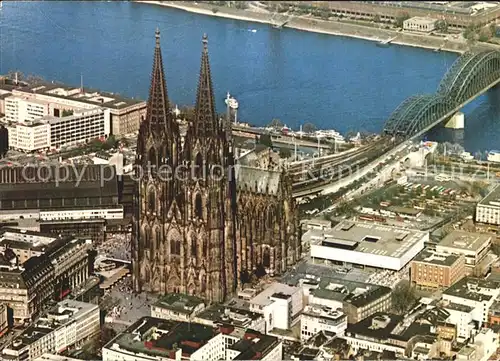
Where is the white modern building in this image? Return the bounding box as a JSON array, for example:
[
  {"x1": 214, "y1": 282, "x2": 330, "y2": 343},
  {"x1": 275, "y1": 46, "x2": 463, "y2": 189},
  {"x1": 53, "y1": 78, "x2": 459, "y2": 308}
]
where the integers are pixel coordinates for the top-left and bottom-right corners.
[
  {"x1": 305, "y1": 221, "x2": 427, "y2": 271},
  {"x1": 403, "y1": 17, "x2": 437, "y2": 32},
  {"x1": 2, "y1": 300, "x2": 100, "y2": 361},
  {"x1": 248, "y1": 282, "x2": 303, "y2": 332},
  {"x1": 456, "y1": 328, "x2": 499, "y2": 361},
  {"x1": 476, "y1": 185, "x2": 500, "y2": 225},
  {"x1": 1, "y1": 83, "x2": 146, "y2": 136},
  {"x1": 7, "y1": 107, "x2": 111, "y2": 152},
  {"x1": 102, "y1": 317, "x2": 282, "y2": 361},
  {"x1": 300, "y1": 304, "x2": 347, "y2": 341},
  {"x1": 4, "y1": 95, "x2": 50, "y2": 124},
  {"x1": 7, "y1": 121, "x2": 50, "y2": 152},
  {"x1": 436, "y1": 230, "x2": 492, "y2": 275},
  {"x1": 34, "y1": 354, "x2": 87, "y2": 361},
  {"x1": 442, "y1": 277, "x2": 500, "y2": 327}
]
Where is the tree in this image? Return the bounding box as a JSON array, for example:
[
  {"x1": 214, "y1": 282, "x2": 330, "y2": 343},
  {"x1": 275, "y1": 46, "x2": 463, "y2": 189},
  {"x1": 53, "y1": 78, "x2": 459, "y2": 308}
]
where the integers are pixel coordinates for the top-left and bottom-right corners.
[
  {"x1": 391, "y1": 281, "x2": 417, "y2": 314},
  {"x1": 279, "y1": 147, "x2": 291, "y2": 158},
  {"x1": 258, "y1": 134, "x2": 273, "y2": 148},
  {"x1": 435, "y1": 20, "x2": 448, "y2": 33},
  {"x1": 62, "y1": 109, "x2": 74, "y2": 117},
  {"x1": 302, "y1": 122, "x2": 317, "y2": 134},
  {"x1": 254, "y1": 263, "x2": 266, "y2": 278},
  {"x1": 373, "y1": 14, "x2": 381, "y2": 23},
  {"x1": 240, "y1": 269, "x2": 251, "y2": 284},
  {"x1": 268, "y1": 118, "x2": 283, "y2": 129},
  {"x1": 395, "y1": 12, "x2": 410, "y2": 28}
]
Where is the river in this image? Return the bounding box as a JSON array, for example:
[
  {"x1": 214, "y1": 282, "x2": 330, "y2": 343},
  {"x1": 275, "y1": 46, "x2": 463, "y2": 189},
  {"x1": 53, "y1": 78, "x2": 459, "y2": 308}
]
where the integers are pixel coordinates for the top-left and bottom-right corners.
[{"x1": 0, "y1": 1, "x2": 498, "y2": 154}]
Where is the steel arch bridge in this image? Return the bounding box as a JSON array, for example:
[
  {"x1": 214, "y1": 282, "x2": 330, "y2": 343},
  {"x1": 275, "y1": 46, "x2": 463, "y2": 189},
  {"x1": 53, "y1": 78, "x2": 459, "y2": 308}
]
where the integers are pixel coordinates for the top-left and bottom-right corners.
[{"x1": 383, "y1": 50, "x2": 500, "y2": 138}]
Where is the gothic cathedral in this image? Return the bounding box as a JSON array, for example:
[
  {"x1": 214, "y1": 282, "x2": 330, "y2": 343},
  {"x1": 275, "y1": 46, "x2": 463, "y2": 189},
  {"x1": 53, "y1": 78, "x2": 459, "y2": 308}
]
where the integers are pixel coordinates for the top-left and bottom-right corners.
[{"x1": 132, "y1": 30, "x2": 301, "y2": 302}]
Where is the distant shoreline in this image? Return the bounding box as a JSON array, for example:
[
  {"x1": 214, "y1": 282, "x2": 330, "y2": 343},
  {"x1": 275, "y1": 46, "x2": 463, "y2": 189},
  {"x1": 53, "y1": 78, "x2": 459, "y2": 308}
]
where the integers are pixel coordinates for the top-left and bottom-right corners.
[{"x1": 135, "y1": 1, "x2": 473, "y2": 54}]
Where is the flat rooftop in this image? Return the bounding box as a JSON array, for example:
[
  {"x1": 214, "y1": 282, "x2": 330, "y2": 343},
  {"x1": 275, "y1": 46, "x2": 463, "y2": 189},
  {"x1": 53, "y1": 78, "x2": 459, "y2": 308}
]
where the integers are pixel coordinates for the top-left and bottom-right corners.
[
  {"x1": 412, "y1": 248, "x2": 461, "y2": 267},
  {"x1": 438, "y1": 230, "x2": 491, "y2": 252},
  {"x1": 443, "y1": 277, "x2": 500, "y2": 302},
  {"x1": 305, "y1": 220, "x2": 426, "y2": 258},
  {"x1": 7, "y1": 300, "x2": 97, "y2": 349},
  {"x1": 153, "y1": 293, "x2": 205, "y2": 315},
  {"x1": 404, "y1": 16, "x2": 437, "y2": 25},
  {"x1": 0, "y1": 81, "x2": 145, "y2": 110},
  {"x1": 478, "y1": 184, "x2": 500, "y2": 207},
  {"x1": 249, "y1": 282, "x2": 299, "y2": 307},
  {"x1": 105, "y1": 317, "x2": 216, "y2": 359},
  {"x1": 195, "y1": 305, "x2": 262, "y2": 327}
]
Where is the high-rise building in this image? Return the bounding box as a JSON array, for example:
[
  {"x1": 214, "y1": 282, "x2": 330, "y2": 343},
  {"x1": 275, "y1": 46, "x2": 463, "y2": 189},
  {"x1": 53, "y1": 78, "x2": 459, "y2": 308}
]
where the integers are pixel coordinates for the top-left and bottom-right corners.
[{"x1": 132, "y1": 30, "x2": 300, "y2": 302}]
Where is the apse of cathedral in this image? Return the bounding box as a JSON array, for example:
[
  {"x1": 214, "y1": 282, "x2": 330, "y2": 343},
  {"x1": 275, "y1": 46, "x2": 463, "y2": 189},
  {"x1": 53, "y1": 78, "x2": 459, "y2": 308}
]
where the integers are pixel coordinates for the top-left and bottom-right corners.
[{"x1": 132, "y1": 29, "x2": 301, "y2": 303}]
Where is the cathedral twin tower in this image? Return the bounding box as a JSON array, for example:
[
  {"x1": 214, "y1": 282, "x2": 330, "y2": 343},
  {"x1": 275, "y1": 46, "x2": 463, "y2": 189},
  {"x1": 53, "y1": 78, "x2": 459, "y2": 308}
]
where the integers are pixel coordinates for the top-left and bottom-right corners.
[{"x1": 132, "y1": 30, "x2": 300, "y2": 302}]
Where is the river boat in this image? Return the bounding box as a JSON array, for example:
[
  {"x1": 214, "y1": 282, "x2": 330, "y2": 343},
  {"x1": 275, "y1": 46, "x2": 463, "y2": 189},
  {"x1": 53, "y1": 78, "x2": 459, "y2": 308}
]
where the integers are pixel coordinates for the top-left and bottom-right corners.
[
  {"x1": 224, "y1": 92, "x2": 238, "y2": 110},
  {"x1": 315, "y1": 130, "x2": 345, "y2": 143},
  {"x1": 488, "y1": 150, "x2": 500, "y2": 163}
]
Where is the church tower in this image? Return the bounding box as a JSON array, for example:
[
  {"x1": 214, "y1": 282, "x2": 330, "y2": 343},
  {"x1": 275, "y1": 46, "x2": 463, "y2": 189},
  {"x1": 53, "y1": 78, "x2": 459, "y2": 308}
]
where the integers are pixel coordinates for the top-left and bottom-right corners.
[{"x1": 132, "y1": 29, "x2": 181, "y2": 294}]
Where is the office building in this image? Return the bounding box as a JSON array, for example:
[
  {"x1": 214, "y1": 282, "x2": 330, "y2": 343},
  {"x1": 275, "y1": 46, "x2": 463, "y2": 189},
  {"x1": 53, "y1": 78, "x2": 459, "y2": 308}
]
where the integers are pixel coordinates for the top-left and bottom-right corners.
[
  {"x1": 410, "y1": 248, "x2": 465, "y2": 289},
  {"x1": 442, "y1": 277, "x2": 500, "y2": 327},
  {"x1": 305, "y1": 220, "x2": 427, "y2": 271},
  {"x1": 2, "y1": 300, "x2": 100, "y2": 361},
  {"x1": 150, "y1": 293, "x2": 206, "y2": 322},
  {"x1": 300, "y1": 305, "x2": 347, "y2": 341},
  {"x1": 0, "y1": 236, "x2": 93, "y2": 324},
  {"x1": 102, "y1": 317, "x2": 283, "y2": 361},
  {"x1": 7, "y1": 107, "x2": 110, "y2": 152},
  {"x1": 0, "y1": 81, "x2": 146, "y2": 136},
  {"x1": 248, "y1": 282, "x2": 303, "y2": 332},
  {"x1": 436, "y1": 230, "x2": 492, "y2": 275},
  {"x1": 403, "y1": 17, "x2": 437, "y2": 32},
  {"x1": 194, "y1": 305, "x2": 266, "y2": 334},
  {"x1": 476, "y1": 185, "x2": 500, "y2": 225}
]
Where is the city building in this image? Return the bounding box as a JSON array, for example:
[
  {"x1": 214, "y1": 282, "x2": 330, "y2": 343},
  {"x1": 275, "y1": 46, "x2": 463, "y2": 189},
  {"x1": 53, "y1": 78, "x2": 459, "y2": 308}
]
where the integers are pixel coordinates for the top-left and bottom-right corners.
[
  {"x1": 442, "y1": 277, "x2": 500, "y2": 327},
  {"x1": 283, "y1": 267, "x2": 392, "y2": 324},
  {"x1": 0, "y1": 79, "x2": 146, "y2": 136},
  {"x1": 0, "y1": 236, "x2": 93, "y2": 324},
  {"x1": 305, "y1": 221, "x2": 427, "y2": 271},
  {"x1": 0, "y1": 228, "x2": 58, "y2": 263},
  {"x1": 34, "y1": 354, "x2": 87, "y2": 361},
  {"x1": 4, "y1": 95, "x2": 50, "y2": 124},
  {"x1": 410, "y1": 248, "x2": 465, "y2": 289},
  {"x1": 440, "y1": 300, "x2": 475, "y2": 341},
  {"x1": 456, "y1": 328, "x2": 499, "y2": 361},
  {"x1": 489, "y1": 301, "x2": 500, "y2": 327},
  {"x1": 0, "y1": 124, "x2": 8, "y2": 158},
  {"x1": 403, "y1": 17, "x2": 437, "y2": 32},
  {"x1": 300, "y1": 305, "x2": 347, "y2": 341},
  {"x1": 436, "y1": 230, "x2": 492, "y2": 275},
  {"x1": 476, "y1": 185, "x2": 500, "y2": 225},
  {"x1": 7, "y1": 107, "x2": 110, "y2": 152},
  {"x1": 193, "y1": 305, "x2": 266, "y2": 334},
  {"x1": 274, "y1": 1, "x2": 500, "y2": 29},
  {"x1": 132, "y1": 30, "x2": 300, "y2": 302},
  {"x1": 102, "y1": 317, "x2": 283, "y2": 361},
  {"x1": 2, "y1": 300, "x2": 100, "y2": 361},
  {"x1": 248, "y1": 282, "x2": 303, "y2": 332},
  {"x1": 150, "y1": 293, "x2": 206, "y2": 322},
  {"x1": 0, "y1": 165, "x2": 123, "y2": 242},
  {"x1": 0, "y1": 302, "x2": 8, "y2": 337}
]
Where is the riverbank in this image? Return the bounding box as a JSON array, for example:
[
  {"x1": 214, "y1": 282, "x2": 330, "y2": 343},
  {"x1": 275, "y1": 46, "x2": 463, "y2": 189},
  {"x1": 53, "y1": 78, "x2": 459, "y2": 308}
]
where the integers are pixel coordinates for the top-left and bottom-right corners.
[{"x1": 136, "y1": 0, "x2": 474, "y2": 54}]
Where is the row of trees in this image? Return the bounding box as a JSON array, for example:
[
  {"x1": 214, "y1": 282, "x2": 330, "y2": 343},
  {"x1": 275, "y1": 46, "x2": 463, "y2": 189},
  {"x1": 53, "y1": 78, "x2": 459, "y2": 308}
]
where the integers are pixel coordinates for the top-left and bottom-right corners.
[{"x1": 267, "y1": 118, "x2": 318, "y2": 134}]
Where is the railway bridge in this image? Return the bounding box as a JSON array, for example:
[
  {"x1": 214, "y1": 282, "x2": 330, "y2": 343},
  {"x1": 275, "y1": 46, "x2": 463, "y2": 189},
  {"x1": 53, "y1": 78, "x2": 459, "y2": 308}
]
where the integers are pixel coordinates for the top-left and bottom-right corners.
[{"x1": 384, "y1": 50, "x2": 500, "y2": 139}]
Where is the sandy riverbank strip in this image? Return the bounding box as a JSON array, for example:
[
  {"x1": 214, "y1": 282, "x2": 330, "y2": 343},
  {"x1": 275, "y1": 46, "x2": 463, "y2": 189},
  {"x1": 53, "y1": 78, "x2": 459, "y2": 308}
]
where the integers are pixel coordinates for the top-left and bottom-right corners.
[{"x1": 136, "y1": 1, "x2": 472, "y2": 54}]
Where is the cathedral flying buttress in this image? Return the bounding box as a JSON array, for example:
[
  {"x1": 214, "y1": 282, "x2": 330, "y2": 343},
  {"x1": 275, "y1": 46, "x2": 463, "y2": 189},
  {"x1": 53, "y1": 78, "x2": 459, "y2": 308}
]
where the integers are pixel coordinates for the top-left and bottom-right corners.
[{"x1": 132, "y1": 30, "x2": 301, "y2": 303}]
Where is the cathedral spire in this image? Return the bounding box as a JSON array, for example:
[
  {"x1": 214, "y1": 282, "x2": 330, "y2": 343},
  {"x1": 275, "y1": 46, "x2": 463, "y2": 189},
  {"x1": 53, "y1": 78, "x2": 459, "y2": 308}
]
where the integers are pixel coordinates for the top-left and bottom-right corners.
[
  {"x1": 193, "y1": 34, "x2": 218, "y2": 138},
  {"x1": 145, "y1": 28, "x2": 171, "y2": 134}
]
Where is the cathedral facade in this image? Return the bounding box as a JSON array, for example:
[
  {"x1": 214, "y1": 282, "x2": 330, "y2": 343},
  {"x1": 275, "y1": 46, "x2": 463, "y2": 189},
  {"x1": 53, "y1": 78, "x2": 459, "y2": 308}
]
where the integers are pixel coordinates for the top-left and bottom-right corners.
[{"x1": 132, "y1": 30, "x2": 300, "y2": 302}]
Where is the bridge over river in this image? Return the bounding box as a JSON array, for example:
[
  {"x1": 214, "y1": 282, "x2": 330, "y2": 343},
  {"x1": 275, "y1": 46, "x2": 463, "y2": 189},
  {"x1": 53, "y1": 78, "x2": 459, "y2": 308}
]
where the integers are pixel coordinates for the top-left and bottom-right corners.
[
  {"x1": 384, "y1": 49, "x2": 500, "y2": 139},
  {"x1": 292, "y1": 49, "x2": 500, "y2": 197}
]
